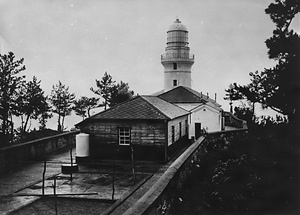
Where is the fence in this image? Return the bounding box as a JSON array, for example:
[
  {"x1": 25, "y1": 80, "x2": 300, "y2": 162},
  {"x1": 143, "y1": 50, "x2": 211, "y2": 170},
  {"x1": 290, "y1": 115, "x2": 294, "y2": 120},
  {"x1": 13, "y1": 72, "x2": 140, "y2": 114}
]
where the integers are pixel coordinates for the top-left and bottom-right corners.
[{"x1": 0, "y1": 130, "x2": 79, "y2": 174}]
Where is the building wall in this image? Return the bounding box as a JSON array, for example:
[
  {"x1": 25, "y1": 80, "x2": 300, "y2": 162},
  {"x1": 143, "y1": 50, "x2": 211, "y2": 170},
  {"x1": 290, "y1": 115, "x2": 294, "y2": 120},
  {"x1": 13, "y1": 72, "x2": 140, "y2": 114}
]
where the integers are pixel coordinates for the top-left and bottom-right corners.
[
  {"x1": 167, "y1": 115, "x2": 188, "y2": 146},
  {"x1": 79, "y1": 120, "x2": 167, "y2": 160},
  {"x1": 79, "y1": 117, "x2": 189, "y2": 161},
  {"x1": 190, "y1": 105, "x2": 222, "y2": 138},
  {"x1": 80, "y1": 120, "x2": 166, "y2": 147},
  {"x1": 164, "y1": 70, "x2": 191, "y2": 91}
]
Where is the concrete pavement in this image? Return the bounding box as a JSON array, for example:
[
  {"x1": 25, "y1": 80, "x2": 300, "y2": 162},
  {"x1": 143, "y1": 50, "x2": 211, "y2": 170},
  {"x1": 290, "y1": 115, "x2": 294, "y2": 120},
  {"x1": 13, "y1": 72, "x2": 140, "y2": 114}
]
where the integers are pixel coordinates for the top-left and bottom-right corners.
[
  {"x1": 0, "y1": 150, "x2": 74, "y2": 214},
  {"x1": 0, "y1": 150, "x2": 161, "y2": 215}
]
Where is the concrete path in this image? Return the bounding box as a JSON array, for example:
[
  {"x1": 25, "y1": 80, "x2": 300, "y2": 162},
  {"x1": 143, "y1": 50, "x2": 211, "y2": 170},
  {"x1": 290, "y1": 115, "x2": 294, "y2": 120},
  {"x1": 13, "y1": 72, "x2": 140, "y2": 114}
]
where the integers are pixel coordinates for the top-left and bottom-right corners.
[
  {"x1": 0, "y1": 150, "x2": 74, "y2": 214},
  {"x1": 0, "y1": 150, "x2": 161, "y2": 215}
]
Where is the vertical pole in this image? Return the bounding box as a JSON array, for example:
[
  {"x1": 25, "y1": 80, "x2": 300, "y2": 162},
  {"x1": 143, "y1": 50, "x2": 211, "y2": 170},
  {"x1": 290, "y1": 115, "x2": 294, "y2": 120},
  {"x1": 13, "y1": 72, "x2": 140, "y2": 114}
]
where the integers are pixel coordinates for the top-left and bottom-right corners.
[
  {"x1": 112, "y1": 146, "x2": 116, "y2": 201},
  {"x1": 42, "y1": 160, "x2": 46, "y2": 195},
  {"x1": 131, "y1": 145, "x2": 136, "y2": 184},
  {"x1": 70, "y1": 147, "x2": 73, "y2": 182},
  {"x1": 53, "y1": 176, "x2": 58, "y2": 215}
]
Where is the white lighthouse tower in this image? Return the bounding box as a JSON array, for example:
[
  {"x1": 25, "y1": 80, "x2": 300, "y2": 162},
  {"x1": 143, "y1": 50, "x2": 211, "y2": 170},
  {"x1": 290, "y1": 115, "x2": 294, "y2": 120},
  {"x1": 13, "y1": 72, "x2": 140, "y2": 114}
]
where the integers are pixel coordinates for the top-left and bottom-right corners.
[{"x1": 161, "y1": 18, "x2": 194, "y2": 92}]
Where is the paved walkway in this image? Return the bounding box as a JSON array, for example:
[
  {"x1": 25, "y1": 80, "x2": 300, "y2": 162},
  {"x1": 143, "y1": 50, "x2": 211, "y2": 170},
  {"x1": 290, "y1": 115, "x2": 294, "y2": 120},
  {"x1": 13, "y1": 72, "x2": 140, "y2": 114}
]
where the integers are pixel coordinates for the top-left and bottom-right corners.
[
  {"x1": 0, "y1": 150, "x2": 74, "y2": 214},
  {"x1": 0, "y1": 150, "x2": 161, "y2": 215}
]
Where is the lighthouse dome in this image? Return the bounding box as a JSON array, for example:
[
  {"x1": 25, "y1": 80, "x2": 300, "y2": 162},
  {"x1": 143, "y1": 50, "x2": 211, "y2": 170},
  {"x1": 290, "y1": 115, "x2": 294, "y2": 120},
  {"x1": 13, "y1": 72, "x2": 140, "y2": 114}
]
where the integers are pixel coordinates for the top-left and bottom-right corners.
[{"x1": 168, "y1": 18, "x2": 187, "y2": 32}]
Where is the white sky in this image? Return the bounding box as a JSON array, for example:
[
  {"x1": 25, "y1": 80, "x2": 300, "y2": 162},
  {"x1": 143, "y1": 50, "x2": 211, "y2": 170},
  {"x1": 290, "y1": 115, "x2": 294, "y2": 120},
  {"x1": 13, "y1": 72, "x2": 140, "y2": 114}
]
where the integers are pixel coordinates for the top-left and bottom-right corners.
[{"x1": 1, "y1": 0, "x2": 298, "y2": 130}]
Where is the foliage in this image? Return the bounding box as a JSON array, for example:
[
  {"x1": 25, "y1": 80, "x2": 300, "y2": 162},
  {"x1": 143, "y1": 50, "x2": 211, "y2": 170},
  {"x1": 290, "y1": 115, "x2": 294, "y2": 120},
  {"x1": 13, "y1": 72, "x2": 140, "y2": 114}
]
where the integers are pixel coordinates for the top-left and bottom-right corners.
[
  {"x1": 38, "y1": 107, "x2": 53, "y2": 131},
  {"x1": 233, "y1": 104, "x2": 254, "y2": 122},
  {"x1": 14, "y1": 76, "x2": 51, "y2": 138},
  {"x1": 110, "y1": 81, "x2": 134, "y2": 107},
  {"x1": 173, "y1": 120, "x2": 299, "y2": 214},
  {"x1": 22, "y1": 128, "x2": 60, "y2": 142},
  {"x1": 0, "y1": 52, "x2": 26, "y2": 145},
  {"x1": 224, "y1": 0, "x2": 300, "y2": 125},
  {"x1": 73, "y1": 96, "x2": 99, "y2": 119},
  {"x1": 49, "y1": 81, "x2": 75, "y2": 132},
  {"x1": 224, "y1": 82, "x2": 259, "y2": 114},
  {"x1": 91, "y1": 72, "x2": 134, "y2": 110},
  {"x1": 90, "y1": 72, "x2": 115, "y2": 110},
  {"x1": 232, "y1": 102, "x2": 255, "y2": 128}
]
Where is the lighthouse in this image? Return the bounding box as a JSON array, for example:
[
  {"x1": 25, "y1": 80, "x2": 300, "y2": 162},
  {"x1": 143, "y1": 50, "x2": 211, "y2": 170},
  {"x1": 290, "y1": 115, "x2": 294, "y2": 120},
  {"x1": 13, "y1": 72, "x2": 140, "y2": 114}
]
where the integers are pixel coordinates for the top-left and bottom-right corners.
[{"x1": 161, "y1": 18, "x2": 194, "y2": 92}]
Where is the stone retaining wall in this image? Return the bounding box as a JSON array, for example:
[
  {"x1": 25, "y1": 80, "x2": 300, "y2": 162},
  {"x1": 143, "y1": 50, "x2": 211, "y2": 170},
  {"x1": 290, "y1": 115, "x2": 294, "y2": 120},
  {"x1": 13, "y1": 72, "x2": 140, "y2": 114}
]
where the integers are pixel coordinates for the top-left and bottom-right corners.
[{"x1": 0, "y1": 131, "x2": 79, "y2": 174}]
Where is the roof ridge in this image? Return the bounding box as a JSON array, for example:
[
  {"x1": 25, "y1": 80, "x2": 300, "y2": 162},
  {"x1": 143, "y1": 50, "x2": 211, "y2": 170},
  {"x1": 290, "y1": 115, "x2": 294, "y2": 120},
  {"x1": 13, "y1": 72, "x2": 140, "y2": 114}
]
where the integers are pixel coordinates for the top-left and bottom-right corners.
[
  {"x1": 156, "y1": 86, "x2": 180, "y2": 96},
  {"x1": 167, "y1": 100, "x2": 193, "y2": 112}
]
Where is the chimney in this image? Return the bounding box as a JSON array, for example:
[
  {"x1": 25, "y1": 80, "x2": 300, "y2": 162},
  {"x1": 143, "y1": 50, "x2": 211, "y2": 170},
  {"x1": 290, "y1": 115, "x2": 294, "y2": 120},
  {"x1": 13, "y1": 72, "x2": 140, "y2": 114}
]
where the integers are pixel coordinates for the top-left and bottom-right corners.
[{"x1": 215, "y1": 93, "x2": 217, "y2": 102}]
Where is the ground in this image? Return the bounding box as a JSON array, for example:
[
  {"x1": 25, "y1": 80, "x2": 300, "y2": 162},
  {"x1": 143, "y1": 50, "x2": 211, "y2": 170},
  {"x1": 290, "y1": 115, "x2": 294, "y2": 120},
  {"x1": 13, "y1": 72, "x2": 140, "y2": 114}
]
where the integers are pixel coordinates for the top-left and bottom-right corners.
[
  {"x1": 10, "y1": 198, "x2": 112, "y2": 215},
  {"x1": 0, "y1": 149, "x2": 161, "y2": 214}
]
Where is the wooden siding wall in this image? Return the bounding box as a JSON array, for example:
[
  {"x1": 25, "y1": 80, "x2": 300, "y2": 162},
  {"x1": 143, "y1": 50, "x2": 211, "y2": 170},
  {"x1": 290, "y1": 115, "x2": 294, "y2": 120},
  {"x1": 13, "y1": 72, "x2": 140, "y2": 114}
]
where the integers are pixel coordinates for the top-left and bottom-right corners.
[
  {"x1": 79, "y1": 120, "x2": 167, "y2": 160},
  {"x1": 80, "y1": 120, "x2": 166, "y2": 147},
  {"x1": 79, "y1": 118, "x2": 190, "y2": 161},
  {"x1": 167, "y1": 115, "x2": 188, "y2": 146}
]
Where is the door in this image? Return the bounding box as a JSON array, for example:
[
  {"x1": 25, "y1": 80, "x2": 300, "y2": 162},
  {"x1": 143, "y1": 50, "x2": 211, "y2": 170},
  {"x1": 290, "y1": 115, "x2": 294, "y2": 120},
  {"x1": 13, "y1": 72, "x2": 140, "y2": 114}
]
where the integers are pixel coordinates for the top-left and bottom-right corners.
[{"x1": 195, "y1": 123, "x2": 201, "y2": 139}]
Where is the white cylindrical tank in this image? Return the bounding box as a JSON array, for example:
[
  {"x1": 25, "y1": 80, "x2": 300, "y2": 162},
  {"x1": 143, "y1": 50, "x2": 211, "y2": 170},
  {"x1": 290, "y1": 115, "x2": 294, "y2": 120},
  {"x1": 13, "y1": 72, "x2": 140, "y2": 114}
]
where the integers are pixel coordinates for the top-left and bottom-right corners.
[{"x1": 76, "y1": 133, "x2": 90, "y2": 157}]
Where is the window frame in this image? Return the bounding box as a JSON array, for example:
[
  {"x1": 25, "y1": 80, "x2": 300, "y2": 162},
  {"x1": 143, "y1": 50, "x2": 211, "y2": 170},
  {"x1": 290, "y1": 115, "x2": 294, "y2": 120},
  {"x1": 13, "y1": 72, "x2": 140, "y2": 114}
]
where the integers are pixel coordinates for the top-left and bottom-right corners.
[
  {"x1": 173, "y1": 79, "x2": 178, "y2": 87},
  {"x1": 171, "y1": 125, "x2": 175, "y2": 143},
  {"x1": 185, "y1": 119, "x2": 188, "y2": 136},
  {"x1": 179, "y1": 122, "x2": 182, "y2": 137},
  {"x1": 118, "y1": 127, "x2": 131, "y2": 146},
  {"x1": 173, "y1": 63, "x2": 177, "y2": 70}
]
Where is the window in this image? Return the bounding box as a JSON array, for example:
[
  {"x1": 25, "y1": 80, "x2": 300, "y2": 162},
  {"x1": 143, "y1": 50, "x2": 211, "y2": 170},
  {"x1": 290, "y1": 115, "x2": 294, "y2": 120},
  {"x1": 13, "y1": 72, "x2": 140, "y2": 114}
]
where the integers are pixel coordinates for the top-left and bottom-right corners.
[
  {"x1": 171, "y1": 126, "x2": 175, "y2": 143},
  {"x1": 179, "y1": 122, "x2": 182, "y2": 137},
  {"x1": 185, "y1": 119, "x2": 188, "y2": 136},
  {"x1": 173, "y1": 79, "x2": 178, "y2": 87},
  {"x1": 173, "y1": 63, "x2": 177, "y2": 70},
  {"x1": 119, "y1": 128, "x2": 131, "y2": 145}
]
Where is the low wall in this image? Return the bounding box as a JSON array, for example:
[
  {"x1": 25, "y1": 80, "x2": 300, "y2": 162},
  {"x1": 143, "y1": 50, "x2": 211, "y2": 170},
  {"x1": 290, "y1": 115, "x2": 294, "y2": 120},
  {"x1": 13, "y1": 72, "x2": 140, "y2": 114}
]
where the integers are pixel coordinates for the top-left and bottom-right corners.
[
  {"x1": 119, "y1": 129, "x2": 247, "y2": 215},
  {"x1": 0, "y1": 130, "x2": 80, "y2": 174}
]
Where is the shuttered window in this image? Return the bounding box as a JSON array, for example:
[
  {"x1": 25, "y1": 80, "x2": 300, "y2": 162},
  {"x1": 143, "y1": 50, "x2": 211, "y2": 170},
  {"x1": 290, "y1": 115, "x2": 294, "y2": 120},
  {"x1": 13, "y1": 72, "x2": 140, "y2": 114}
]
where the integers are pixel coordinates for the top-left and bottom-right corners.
[{"x1": 171, "y1": 126, "x2": 175, "y2": 143}]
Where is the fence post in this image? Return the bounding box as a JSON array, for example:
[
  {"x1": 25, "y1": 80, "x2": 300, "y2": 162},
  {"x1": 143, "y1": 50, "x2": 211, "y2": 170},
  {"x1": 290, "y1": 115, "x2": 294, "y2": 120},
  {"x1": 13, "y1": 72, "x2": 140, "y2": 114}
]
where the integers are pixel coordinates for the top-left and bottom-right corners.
[{"x1": 42, "y1": 160, "x2": 46, "y2": 195}]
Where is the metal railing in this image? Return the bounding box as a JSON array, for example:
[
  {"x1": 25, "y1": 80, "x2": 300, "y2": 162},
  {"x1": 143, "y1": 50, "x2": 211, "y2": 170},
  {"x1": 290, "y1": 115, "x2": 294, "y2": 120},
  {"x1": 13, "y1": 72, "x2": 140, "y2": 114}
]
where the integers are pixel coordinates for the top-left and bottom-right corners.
[{"x1": 161, "y1": 53, "x2": 194, "y2": 60}]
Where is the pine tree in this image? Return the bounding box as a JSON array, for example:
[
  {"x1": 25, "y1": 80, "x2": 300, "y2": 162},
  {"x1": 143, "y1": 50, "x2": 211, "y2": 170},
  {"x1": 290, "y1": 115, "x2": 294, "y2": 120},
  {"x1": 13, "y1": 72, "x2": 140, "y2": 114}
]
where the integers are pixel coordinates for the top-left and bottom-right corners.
[
  {"x1": 50, "y1": 81, "x2": 75, "y2": 132},
  {"x1": 0, "y1": 52, "x2": 26, "y2": 145}
]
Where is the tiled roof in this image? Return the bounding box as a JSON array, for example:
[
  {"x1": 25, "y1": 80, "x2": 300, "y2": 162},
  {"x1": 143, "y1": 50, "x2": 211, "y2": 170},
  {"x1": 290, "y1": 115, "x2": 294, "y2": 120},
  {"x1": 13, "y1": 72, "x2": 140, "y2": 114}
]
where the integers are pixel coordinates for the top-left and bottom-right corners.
[
  {"x1": 141, "y1": 96, "x2": 189, "y2": 119},
  {"x1": 184, "y1": 87, "x2": 221, "y2": 107},
  {"x1": 156, "y1": 86, "x2": 221, "y2": 107},
  {"x1": 77, "y1": 95, "x2": 188, "y2": 124}
]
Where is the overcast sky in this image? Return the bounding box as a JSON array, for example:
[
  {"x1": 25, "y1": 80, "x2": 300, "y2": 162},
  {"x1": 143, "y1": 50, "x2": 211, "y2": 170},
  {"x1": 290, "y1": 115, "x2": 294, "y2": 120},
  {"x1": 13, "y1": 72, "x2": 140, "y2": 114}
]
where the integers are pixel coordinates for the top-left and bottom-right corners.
[{"x1": 0, "y1": 0, "x2": 299, "y2": 129}]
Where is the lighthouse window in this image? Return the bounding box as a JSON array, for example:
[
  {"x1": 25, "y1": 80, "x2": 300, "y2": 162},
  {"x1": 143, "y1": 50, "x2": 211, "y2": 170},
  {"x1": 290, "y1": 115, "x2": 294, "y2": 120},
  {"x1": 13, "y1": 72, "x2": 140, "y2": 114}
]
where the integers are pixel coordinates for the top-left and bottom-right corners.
[
  {"x1": 173, "y1": 79, "x2": 178, "y2": 87},
  {"x1": 173, "y1": 63, "x2": 177, "y2": 70}
]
